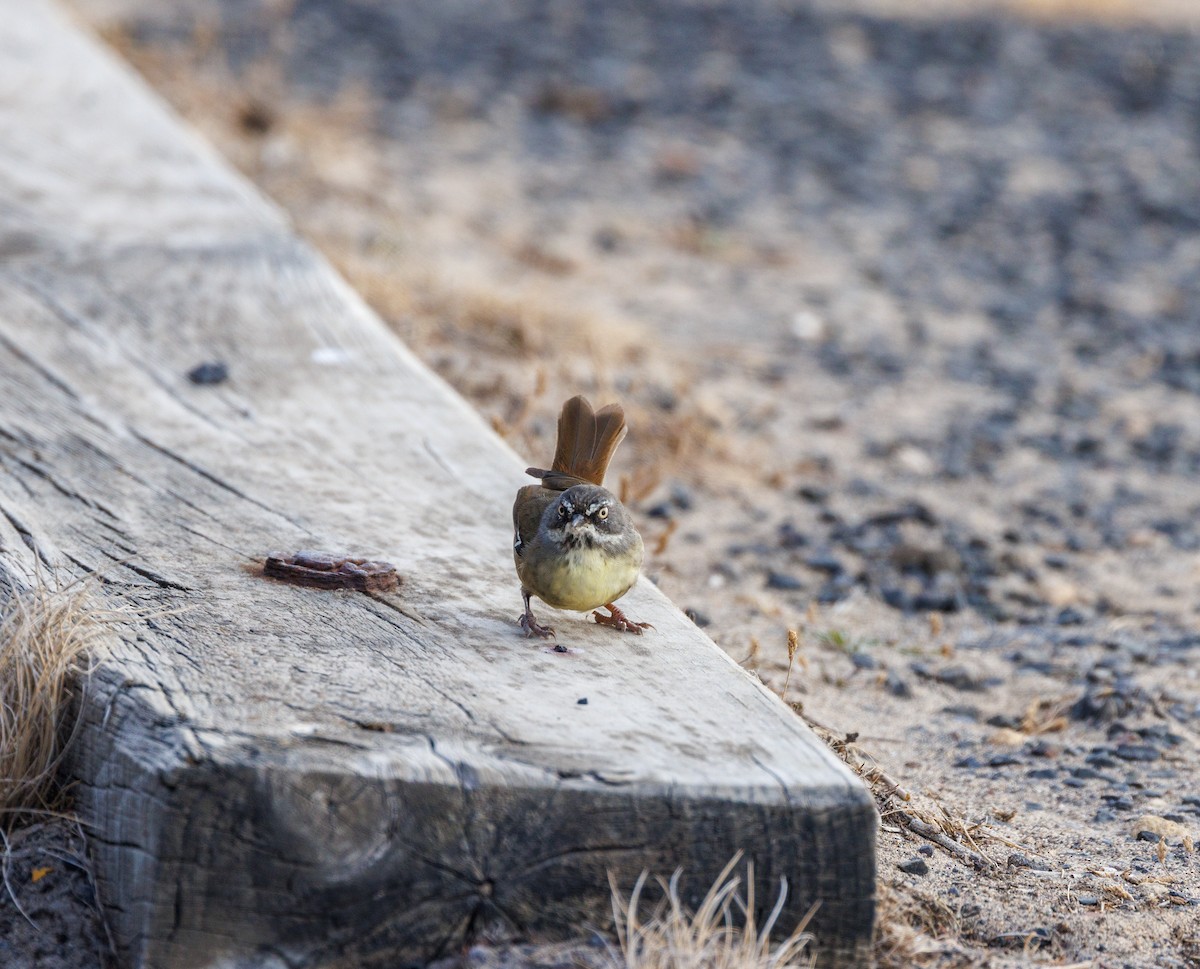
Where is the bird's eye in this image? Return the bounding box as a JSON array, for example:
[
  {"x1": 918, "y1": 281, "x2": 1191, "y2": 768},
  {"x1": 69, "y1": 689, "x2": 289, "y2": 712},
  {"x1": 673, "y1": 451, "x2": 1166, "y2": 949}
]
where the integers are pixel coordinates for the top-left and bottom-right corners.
[
  {"x1": 558, "y1": 505, "x2": 569, "y2": 518},
  {"x1": 597, "y1": 507, "x2": 609, "y2": 520}
]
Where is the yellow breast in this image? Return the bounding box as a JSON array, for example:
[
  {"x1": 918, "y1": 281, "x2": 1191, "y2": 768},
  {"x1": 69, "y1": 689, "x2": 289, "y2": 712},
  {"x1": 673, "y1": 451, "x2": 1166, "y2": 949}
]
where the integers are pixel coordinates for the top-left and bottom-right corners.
[{"x1": 519, "y1": 544, "x2": 641, "y2": 612}]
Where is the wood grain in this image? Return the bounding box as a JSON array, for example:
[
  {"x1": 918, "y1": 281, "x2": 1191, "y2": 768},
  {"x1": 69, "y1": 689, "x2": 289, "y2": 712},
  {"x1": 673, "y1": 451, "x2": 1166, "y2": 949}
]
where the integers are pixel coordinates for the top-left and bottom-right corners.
[{"x1": 0, "y1": 2, "x2": 876, "y2": 966}]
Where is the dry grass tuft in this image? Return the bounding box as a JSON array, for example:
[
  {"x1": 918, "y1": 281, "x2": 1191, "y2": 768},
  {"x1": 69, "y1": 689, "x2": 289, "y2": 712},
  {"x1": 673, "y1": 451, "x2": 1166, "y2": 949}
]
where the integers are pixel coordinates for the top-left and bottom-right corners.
[
  {"x1": 874, "y1": 880, "x2": 975, "y2": 968},
  {"x1": 608, "y1": 853, "x2": 816, "y2": 969},
  {"x1": 0, "y1": 574, "x2": 116, "y2": 821}
]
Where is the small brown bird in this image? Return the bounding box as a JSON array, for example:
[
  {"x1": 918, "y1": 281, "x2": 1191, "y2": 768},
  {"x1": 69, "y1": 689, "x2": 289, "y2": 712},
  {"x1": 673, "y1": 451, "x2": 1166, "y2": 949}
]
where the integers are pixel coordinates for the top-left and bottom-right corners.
[{"x1": 513, "y1": 395, "x2": 650, "y2": 639}]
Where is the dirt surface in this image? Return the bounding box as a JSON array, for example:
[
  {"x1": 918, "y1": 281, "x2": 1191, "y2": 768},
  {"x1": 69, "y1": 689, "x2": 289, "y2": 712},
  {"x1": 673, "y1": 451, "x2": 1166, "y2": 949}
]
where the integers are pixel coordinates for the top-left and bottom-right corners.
[
  {"x1": 35, "y1": 0, "x2": 1200, "y2": 965},
  {"x1": 0, "y1": 820, "x2": 112, "y2": 969}
]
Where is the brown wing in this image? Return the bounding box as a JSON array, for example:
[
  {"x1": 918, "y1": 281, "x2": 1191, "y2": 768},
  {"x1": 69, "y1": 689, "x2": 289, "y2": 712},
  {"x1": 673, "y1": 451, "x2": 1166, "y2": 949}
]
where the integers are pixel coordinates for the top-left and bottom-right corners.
[
  {"x1": 513, "y1": 484, "x2": 555, "y2": 558},
  {"x1": 532, "y1": 395, "x2": 627, "y2": 488}
]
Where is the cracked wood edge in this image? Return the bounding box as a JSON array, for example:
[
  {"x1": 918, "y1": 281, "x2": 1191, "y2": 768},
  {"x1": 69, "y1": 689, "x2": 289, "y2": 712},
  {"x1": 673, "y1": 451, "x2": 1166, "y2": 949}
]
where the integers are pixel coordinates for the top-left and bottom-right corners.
[{"x1": 0, "y1": 1, "x2": 877, "y2": 966}]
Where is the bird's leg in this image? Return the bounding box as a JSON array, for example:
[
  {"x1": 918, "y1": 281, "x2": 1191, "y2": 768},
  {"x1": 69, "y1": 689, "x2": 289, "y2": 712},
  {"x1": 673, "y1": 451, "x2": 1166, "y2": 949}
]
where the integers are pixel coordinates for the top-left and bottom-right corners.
[
  {"x1": 592, "y1": 602, "x2": 653, "y2": 635},
  {"x1": 518, "y1": 590, "x2": 556, "y2": 639}
]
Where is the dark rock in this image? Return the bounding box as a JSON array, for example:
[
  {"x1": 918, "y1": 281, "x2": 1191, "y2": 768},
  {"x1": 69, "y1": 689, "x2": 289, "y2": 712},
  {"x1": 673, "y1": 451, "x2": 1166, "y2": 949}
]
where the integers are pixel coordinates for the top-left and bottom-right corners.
[
  {"x1": 727, "y1": 542, "x2": 773, "y2": 557},
  {"x1": 1072, "y1": 679, "x2": 1150, "y2": 722},
  {"x1": 668, "y1": 483, "x2": 694, "y2": 511},
  {"x1": 1055, "y1": 606, "x2": 1087, "y2": 625},
  {"x1": 930, "y1": 664, "x2": 987, "y2": 692},
  {"x1": 884, "y1": 671, "x2": 912, "y2": 698},
  {"x1": 850, "y1": 651, "x2": 878, "y2": 670},
  {"x1": 817, "y1": 573, "x2": 857, "y2": 603},
  {"x1": 576, "y1": 697, "x2": 588, "y2": 705},
  {"x1": 1007, "y1": 852, "x2": 1053, "y2": 871},
  {"x1": 684, "y1": 608, "x2": 711, "y2": 627},
  {"x1": 1114, "y1": 744, "x2": 1160, "y2": 763},
  {"x1": 987, "y1": 713, "x2": 1022, "y2": 730},
  {"x1": 1026, "y1": 768, "x2": 1057, "y2": 779},
  {"x1": 990, "y1": 927, "x2": 1053, "y2": 949},
  {"x1": 187, "y1": 361, "x2": 229, "y2": 385},
  {"x1": 765, "y1": 570, "x2": 803, "y2": 591},
  {"x1": 805, "y1": 550, "x2": 844, "y2": 574},
  {"x1": 897, "y1": 857, "x2": 929, "y2": 876},
  {"x1": 777, "y1": 521, "x2": 808, "y2": 549}
]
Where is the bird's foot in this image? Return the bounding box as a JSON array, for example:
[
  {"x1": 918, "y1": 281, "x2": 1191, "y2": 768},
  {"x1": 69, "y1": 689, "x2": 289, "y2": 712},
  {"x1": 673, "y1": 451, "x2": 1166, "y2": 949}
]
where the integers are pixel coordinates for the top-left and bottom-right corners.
[
  {"x1": 519, "y1": 611, "x2": 556, "y2": 639},
  {"x1": 593, "y1": 603, "x2": 653, "y2": 635}
]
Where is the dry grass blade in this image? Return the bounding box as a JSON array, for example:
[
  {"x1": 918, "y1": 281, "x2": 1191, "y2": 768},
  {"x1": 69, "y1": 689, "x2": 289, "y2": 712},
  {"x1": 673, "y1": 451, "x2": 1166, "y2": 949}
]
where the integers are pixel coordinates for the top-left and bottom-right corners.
[
  {"x1": 608, "y1": 852, "x2": 816, "y2": 969},
  {"x1": 799, "y1": 715, "x2": 1001, "y2": 869},
  {"x1": 874, "y1": 880, "x2": 972, "y2": 968},
  {"x1": 0, "y1": 572, "x2": 119, "y2": 822}
]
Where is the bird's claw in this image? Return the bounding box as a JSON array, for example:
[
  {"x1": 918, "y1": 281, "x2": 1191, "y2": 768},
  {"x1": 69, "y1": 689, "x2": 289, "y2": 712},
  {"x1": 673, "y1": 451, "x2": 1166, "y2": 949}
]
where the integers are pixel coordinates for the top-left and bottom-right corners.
[
  {"x1": 593, "y1": 604, "x2": 653, "y2": 635},
  {"x1": 519, "y1": 612, "x2": 556, "y2": 639}
]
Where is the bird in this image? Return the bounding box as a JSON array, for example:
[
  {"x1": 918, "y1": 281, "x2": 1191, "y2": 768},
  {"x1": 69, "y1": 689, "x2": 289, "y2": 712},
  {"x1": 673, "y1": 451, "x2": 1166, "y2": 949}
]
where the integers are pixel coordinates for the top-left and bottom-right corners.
[{"x1": 512, "y1": 395, "x2": 651, "y2": 639}]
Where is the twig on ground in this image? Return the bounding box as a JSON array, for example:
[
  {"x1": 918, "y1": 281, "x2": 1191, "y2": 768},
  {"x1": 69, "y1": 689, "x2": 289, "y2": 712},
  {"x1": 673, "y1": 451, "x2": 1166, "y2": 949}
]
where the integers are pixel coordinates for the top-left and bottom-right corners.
[{"x1": 0, "y1": 825, "x2": 36, "y2": 928}]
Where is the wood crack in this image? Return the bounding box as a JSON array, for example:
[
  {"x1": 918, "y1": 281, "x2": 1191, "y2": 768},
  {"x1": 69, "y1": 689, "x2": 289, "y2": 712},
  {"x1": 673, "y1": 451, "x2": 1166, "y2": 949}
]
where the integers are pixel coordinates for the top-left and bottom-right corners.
[
  {"x1": 0, "y1": 315, "x2": 81, "y2": 401},
  {"x1": 130, "y1": 429, "x2": 315, "y2": 536},
  {"x1": 0, "y1": 500, "x2": 52, "y2": 565}
]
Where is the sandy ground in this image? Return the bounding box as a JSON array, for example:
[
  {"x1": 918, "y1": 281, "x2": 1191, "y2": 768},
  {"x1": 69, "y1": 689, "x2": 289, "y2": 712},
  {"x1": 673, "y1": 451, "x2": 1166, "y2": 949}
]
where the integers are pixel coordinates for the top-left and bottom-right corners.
[{"x1": 11, "y1": 0, "x2": 1200, "y2": 965}]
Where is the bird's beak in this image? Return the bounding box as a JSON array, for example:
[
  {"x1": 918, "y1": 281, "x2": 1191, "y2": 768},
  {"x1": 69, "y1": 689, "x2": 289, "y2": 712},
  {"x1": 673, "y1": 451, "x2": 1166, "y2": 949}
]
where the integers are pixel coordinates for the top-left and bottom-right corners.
[{"x1": 570, "y1": 513, "x2": 587, "y2": 529}]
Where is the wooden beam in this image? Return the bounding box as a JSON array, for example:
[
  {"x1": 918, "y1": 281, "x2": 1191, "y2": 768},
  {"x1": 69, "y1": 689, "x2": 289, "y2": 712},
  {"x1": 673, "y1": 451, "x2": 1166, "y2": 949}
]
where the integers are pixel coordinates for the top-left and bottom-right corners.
[{"x1": 0, "y1": 2, "x2": 876, "y2": 966}]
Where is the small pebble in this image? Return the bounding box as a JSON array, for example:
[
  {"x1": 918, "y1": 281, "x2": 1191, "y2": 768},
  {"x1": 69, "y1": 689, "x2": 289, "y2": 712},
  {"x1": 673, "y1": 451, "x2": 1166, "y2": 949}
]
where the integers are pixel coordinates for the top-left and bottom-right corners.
[
  {"x1": 1056, "y1": 606, "x2": 1087, "y2": 625},
  {"x1": 577, "y1": 697, "x2": 588, "y2": 705},
  {"x1": 1115, "y1": 744, "x2": 1160, "y2": 762},
  {"x1": 684, "y1": 608, "x2": 711, "y2": 627},
  {"x1": 987, "y1": 714, "x2": 1023, "y2": 730},
  {"x1": 777, "y1": 521, "x2": 808, "y2": 548},
  {"x1": 805, "y1": 550, "x2": 844, "y2": 574},
  {"x1": 897, "y1": 857, "x2": 929, "y2": 876},
  {"x1": 766, "y1": 571, "x2": 803, "y2": 591},
  {"x1": 1008, "y1": 852, "x2": 1054, "y2": 871},
  {"x1": 187, "y1": 361, "x2": 229, "y2": 385},
  {"x1": 931, "y1": 664, "x2": 986, "y2": 692}
]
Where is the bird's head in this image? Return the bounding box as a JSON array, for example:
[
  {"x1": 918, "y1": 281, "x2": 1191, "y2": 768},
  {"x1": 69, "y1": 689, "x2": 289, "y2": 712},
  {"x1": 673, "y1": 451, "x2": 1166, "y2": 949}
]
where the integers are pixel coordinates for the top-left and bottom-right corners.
[{"x1": 544, "y1": 484, "x2": 622, "y2": 549}]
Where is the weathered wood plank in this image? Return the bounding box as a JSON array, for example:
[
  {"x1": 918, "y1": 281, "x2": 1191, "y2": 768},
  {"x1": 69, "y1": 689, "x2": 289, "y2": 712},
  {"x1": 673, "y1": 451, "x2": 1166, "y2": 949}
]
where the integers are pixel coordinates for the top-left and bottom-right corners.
[{"x1": 0, "y1": 2, "x2": 876, "y2": 967}]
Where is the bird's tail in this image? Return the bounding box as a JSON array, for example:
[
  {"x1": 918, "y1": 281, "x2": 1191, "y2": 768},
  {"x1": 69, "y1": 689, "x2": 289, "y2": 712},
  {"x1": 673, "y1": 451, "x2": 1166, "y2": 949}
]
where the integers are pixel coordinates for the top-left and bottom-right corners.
[{"x1": 525, "y1": 395, "x2": 627, "y2": 490}]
